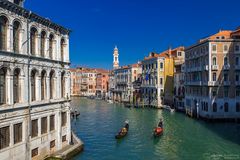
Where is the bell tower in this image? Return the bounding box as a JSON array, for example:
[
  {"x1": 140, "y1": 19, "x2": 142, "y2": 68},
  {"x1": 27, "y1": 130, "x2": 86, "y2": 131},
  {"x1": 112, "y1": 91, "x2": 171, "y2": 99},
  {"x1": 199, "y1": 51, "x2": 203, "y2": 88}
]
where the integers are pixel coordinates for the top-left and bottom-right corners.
[{"x1": 113, "y1": 46, "x2": 119, "y2": 69}]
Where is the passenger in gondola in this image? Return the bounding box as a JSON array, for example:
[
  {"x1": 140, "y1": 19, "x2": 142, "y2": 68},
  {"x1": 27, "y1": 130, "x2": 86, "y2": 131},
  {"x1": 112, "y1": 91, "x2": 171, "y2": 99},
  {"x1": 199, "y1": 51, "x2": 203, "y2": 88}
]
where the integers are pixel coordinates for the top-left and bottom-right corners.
[{"x1": 158, "y1": 118, "x2": 163, "y2": 128}]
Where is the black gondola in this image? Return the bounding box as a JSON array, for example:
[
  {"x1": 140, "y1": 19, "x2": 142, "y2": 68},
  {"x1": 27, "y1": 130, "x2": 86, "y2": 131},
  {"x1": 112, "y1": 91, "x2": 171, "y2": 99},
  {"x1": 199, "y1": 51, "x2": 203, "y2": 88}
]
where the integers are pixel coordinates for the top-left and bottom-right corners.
[
  {"x1": 115, "y1": 130, "x2": 128, "y2": 139},
  {"x1": 115, "y1": 122, "x2": 129, "y2": 139}
]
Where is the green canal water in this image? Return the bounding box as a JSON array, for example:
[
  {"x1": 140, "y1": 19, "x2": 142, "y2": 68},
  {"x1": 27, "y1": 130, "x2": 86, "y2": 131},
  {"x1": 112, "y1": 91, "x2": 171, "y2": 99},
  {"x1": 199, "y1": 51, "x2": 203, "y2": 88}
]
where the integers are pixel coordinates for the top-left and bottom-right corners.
[{"x1": 71, "y1": 97, "x2": 240, "y2": 160}]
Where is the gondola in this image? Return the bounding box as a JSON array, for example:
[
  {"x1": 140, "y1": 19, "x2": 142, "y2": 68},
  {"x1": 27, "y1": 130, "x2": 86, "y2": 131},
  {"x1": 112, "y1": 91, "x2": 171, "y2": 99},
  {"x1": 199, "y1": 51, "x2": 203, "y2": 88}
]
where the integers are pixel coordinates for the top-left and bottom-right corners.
[
  {"x1": 153, "y1": 127, "x2": 163, "y2": 137},
  {"x1": 115, "y1": 129, "x2": 128, "y2": 139}
]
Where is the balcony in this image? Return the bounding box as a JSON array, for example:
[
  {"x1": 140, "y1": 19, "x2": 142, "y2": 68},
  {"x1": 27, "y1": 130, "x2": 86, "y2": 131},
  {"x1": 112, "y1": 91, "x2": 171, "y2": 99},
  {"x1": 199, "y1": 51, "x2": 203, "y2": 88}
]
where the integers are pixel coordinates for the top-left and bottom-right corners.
[
  {"x1": 236, "y1": 81, "x2": 240, "y2": 86},
  {"x1": 185, "y1": 81, "x2": 202, "y2": 86},
  {"x1": 223, "y1": 81, "x2": 231, "y2": 86},
  {"x1": 208, "y1": 81, "x2": 219, "y2": 86},
  {"x1": 223, "y1": 64, "x2": 230, "y2": 70},
  {"x1": 212, "y1": 65, "x2": 219, "y2": 70},
  {"x1": 202, "y1": 65, "x2": 209, "y2": 71},
  {"x1": 235, "y1": 65, "x2": 240, "y2": 70}
]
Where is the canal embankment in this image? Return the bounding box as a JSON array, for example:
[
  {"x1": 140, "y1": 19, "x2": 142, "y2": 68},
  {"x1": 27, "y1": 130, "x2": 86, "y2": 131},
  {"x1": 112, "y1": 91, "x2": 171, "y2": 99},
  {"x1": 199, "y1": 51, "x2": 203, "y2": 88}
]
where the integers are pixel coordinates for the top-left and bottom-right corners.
[{"x1": 49, "y1": 132, "x2": 84, "y2": 160}]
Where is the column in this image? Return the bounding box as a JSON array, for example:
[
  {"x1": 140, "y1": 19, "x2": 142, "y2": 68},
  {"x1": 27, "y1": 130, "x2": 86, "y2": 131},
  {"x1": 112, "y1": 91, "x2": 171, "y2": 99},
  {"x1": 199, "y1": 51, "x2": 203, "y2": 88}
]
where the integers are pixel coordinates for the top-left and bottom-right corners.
[
  {"x1": 36, "y1": 34, "x2": 41, "y2": 56},
  {"x1": 65, "y1": 37, "x2": 70, "y2": 62},
  {"x1": 46, "y1": 76, "x2": 50, "y2": 100},
  {"x1": 53, "y1": 40, "x2": 57, "y2": 60},
  {"x1": 66, "y1": 107, "x2": 71, "y2": 144},
  {"x1": 19, "y1": 29, "x2": 25, "y2": 54},
  {"x1": 6, "y1": 74, "x2": 13, "y2": 105},
  {"x1": 56, "y1": 110, "x2": 62, "y2": 149},
  {"x1": 36, "y1": 76, "x2": 41, "y2": 101},
  {"x1": 19, "y1": 75, "x2": 25, "y2": 103},
  {"x1": 54, "y1": 72, "x2": 60, "y2": 99},
  {"x1": 45, "y1": 37, "x2": 50, "y2": 58},
  {"x1": 7, "y1": 24, "x2": 13, "y2": 52}
]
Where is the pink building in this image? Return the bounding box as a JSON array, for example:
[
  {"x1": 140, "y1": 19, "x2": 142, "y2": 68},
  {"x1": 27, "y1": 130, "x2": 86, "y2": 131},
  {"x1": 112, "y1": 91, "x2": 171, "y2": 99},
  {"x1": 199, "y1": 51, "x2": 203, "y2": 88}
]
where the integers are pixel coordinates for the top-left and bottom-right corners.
[{"x1": 96, "y1": 69, "x2": 110, "y2": 98}]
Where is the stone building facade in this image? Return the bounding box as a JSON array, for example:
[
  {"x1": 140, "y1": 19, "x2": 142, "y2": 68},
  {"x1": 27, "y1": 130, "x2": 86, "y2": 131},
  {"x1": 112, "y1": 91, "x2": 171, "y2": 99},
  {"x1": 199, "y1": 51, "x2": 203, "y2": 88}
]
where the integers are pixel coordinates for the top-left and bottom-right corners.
[
  {"x1": 185, "y1": 29, "x2": 240, "y2": 119},
  {"x1": 112, "y1": 63, "x2": 142, "y2": 103},
  {"x1": 0, "y1": 0, "x2": 72, "y2": 159},
  {"x1": 173, "y1": 47, "x2": 185, "y2": 111},
  {"x1": 96, "y1": 70, "x2": 109, "y2": 99}
]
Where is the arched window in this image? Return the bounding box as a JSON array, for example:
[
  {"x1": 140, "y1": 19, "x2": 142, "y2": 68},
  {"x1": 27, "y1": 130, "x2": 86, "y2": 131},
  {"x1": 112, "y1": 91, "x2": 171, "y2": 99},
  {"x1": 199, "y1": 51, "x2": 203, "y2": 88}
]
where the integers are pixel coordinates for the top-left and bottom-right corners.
[
  {"x1": 41, "y1": 70, "x2": 46, "y2": 100},
  {"x1": 224, "y1": 57, "x2": 228, "y2": 65},
  {"x1": 224, "y1": 102, "x2": 229, "y2": 112},
  {"x1": 0, "y1": 68, "x2": 6, "y2": 105},
  {"x1": 212, "y1": 57, "x2": 217, "y2": 65},
  {"x1": 182, "y1": 87, "x2": 185, "y2": 96},
  {"x1": 61, "y1": 38, "x2": 65, "y2": 61},
  {"x1": 30, "y1": 27, "x2": 37, "y2": 55},
  {"x1": 13, "y1": 68, "x2": 20, "y2": 103},
  {"x1": 49, "y1": 34, "x2": 54, "y2": 59},
  {"x1": 212, "y1": 102, "x2": 217, "y2": 112},
  {"x1": 50, "y1": 70, "x2": 55, "y2": 99},
  {"x1": 13, "y1": 21, "x2": 21, "y2": 53},
  {"x1": 0, "y1": 16, "x2": 8, "y2": 51},
  {"x1": 178, "y1": 87, "x2": 181, "y2": 95},
  {"x1": 31, "y1": 70, "x2": 37, "y2": 101},
  {"x1": 61, "y1": 72, "x2": 65, "y2": 98},
  {"x1": 40, "y1": 31, "x2": 46, "y2": 57}
]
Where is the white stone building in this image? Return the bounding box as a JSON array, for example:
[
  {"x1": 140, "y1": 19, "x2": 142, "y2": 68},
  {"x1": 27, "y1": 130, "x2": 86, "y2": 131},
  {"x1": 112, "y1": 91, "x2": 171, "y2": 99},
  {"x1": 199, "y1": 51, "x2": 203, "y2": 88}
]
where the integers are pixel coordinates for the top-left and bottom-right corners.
[{"x1": 0, "y1": 0, "x2": 72, "y2": 159}]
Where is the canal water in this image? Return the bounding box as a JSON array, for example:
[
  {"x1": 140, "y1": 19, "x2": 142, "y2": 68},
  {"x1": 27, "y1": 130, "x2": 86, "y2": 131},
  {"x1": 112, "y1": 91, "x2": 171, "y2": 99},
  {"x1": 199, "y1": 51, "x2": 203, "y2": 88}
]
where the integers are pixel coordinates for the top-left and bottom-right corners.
[{"x1": 71, "y1": 97, "x2": 240, "y2": 160}]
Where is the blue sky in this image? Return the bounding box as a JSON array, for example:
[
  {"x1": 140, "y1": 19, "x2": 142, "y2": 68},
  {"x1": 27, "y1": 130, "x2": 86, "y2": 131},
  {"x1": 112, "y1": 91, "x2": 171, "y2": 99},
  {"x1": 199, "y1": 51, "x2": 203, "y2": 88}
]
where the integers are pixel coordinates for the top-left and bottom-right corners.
[{"x1": 25, "y1": 0, "x2": 240, "y2": 69}]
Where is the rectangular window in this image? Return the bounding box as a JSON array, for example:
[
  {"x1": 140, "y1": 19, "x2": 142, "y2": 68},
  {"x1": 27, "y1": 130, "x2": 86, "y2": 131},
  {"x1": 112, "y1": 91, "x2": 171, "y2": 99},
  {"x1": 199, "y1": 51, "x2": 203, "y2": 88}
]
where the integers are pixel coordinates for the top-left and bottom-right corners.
[
  {"x1": 236, "y1": 88, "x2": 240, "y2": 97},
  {"x1": 41, "y1": 117, "x2": 47, "y2": 134},
  {"x1": 50, "y1": 115, "x2": 55, "y2": 131},
  {"x1": 212, "y1": 73, "x2": 217, "y2": 81},
  {"x1": 14, "y1": 123, "x2": 22, "y2": 144},
  {"x1": 61, "y1": 112, "x2": 67, "y2": 127},
  {"x1": 224, "y1": 73, "x2": 228, "y2": 82},
  {"x1": 236, "y1": 57, "x2": 239, "y2": 66},
  {"x1": 160, "y1": 78, "x2": 163, "y2": 85},
  {"x1": 31, "y1": 119, "x2": 38, "y2": 138},
  {"x1": 62, "y1": 135, "x2": 67, "y2": 142},
  {"x1": 224, "y1": 88, "x2": 229, "y2": 98},
  {"x1": 236, "y1": 103, "x2": 240, "y2": 112},
  {"x1": 212, "y1": 91, "x2": 216, "y2": 96},
  {"x1": 223, "y1": 45, "x2": 228, "y2": 53},
  {"x1": 178, "y1": 51, "x2": 182, "y2": 56},
  {"x1": 0, "y1": 126, "x2": 10, "y2": 150},
  {"x1": 212, "y1": 44, "x2": 217, "y2": 52},
  {"x1": 236, "y1": 74, "x2": 239, "y2": 82},
  {"x1": 160, "y1": 63, "x2": 163, "y2": 69},
  {"x1": 31, "y1": 148, "x2": 38, "y2": 158},
  {"x1": 235, "y1": 45, "x2": 240, "y2": 52}
]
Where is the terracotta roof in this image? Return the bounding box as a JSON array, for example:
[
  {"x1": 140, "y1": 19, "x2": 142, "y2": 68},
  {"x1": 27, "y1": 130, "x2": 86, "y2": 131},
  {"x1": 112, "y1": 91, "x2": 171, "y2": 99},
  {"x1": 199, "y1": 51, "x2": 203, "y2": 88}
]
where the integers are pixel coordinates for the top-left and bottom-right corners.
[
  {"x1": 143, "y1": 46, "x2": 184, "y2": 60},
  {"x1": 199, "y1": 30, "x2": 232, "y2": 42},
  {"x1": 231, "y1": 28, "x2": 240, "y2": 37}
]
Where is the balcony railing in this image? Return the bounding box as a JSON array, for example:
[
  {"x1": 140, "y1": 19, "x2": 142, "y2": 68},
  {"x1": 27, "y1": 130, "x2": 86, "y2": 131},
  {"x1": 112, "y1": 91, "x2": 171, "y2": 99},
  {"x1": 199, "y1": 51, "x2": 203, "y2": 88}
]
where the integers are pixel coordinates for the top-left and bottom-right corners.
[
  {"x1": 208, "y1": 81, "x2": 219, "y2": 86},
  {"x1": 235, "y1": 65, "x2": 240, "y2": 70},
  {"x1": 236, "y1": 81, "x2": 240, "y2": 86},
  {"x1": 223, "y1": 64, "x2": 230, "y2": 70},
  {"x1": 202, "y1": 65, "x2": 209, "y2": 71},
  {"x1": 223, "y1": 81, "x2": 231, "y2": 86},
  {"x1": 212, "y1": 65, "x2": 219, "y2": 70}
]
